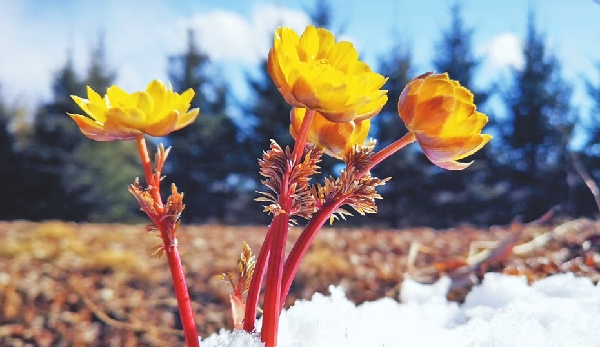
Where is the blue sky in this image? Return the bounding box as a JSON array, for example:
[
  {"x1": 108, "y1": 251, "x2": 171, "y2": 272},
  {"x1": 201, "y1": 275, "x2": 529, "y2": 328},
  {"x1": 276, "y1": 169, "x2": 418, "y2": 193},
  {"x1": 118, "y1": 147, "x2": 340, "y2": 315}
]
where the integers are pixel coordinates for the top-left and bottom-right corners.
[{"x1": 1, "y1": 0, "x2": 600, "y2": 126}]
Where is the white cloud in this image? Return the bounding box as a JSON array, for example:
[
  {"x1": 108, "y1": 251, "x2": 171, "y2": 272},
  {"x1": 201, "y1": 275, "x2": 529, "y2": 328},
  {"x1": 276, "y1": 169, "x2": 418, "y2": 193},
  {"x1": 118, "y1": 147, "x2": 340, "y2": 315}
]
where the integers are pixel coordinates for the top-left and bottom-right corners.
[
  {"x1": 0, "y1": 0, "x2": 180, "y2": 102},
  {"x1": 0, "y1": 1, "x2": 68, "y2": 103},
  {"x1": 183, "y1": 4, "x2": 310, "y2": 65},
  {"x1": 0, "y1": 1, "x2": 309, "y2": 105},
  {"x1": 480, "y1": 33, "x2": 524, "y2": 71}
]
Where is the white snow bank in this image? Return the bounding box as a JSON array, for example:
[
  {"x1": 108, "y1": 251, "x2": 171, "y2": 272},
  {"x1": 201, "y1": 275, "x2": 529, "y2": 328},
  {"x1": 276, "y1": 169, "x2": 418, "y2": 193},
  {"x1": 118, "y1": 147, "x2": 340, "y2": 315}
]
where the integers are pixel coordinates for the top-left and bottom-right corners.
[{"x1": 201, "y1": 272, "x2": 600, "y2": 347}]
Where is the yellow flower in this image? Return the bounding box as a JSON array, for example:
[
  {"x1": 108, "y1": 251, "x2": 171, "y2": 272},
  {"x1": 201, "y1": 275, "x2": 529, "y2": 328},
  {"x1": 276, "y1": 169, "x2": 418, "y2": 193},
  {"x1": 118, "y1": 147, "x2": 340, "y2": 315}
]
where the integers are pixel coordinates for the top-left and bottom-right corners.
[
  {"x1": 68, "y1": 80, "x2": 199, "y2": 141},
  {"x1": 268, "y1": 25, "x2": 388, "y2": 123},
  {"x1": 398, "y1": 72, "x2": 492, "y2": 170},
  {"x1": 290, "y1": 108, "x2": 370, "y2": 159}
]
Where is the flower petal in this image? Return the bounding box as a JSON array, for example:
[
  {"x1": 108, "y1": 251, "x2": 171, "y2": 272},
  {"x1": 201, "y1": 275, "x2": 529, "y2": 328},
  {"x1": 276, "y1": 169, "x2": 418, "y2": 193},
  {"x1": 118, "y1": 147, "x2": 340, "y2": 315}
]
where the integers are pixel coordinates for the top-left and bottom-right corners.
[
  {"x1": 397, "y1": 73, "x2": 491, "y2": 170},
  {"x1": 70, "y1": 79, "x2": 199, "y2": 140},
  {"x1": 102, "y1": 107, "x2": 146, "y2": 139},
  {"x1": 142, "y1": 110, "x2": 178, "y2": 137},
  {"x1": 415, "y1": 132, "x2": 487, "y2": 170},
  {"x1": 398, "y1": 77, "x2": 426, "y2": 128},
  {"x1": 454, "y1": 134, "x2": 492, "y2": 160},
  {"x1": 68, "y1": 113, "x2": 116, "y2": 141},
  {"x1": 268, "y1": 25, "x2": 386, "y2": 123},
  {"x1": 106, "y1": 85, "x2": 132, "y2": 108},
  {"x1": 175, "y1": 108, "x2": 200, "y2": 131},
  {"x1": 298, "y1": 25, "x2": 319, "y2": 61}
]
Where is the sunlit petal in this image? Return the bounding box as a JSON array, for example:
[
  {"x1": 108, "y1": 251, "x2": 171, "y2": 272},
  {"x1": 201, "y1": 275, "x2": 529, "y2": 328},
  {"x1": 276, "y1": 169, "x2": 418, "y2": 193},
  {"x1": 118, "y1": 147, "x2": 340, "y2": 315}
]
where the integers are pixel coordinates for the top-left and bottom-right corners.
[
  {"x1": 68, "y1": 113, "x2": 115, "y2": 141},
  {"x1": 268, "y1": 25, "x2": 387, "y2": 123},
  {"x1": 398, "y1": 73, "x2": 491, "y2": 170},
  {"x1": 69, "y1": 79, "x2": 199, "y2": 141},
  {"x1": 290, "y1": 107, "x2": 370, "y2": 159}
]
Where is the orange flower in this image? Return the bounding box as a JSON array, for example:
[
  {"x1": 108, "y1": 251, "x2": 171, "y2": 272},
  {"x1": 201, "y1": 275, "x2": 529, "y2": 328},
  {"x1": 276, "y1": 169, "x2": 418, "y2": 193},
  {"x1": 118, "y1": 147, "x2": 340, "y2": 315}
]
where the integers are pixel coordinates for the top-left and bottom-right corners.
[
  {"x1": 69, "y1": 80, "x2": 199, "y2": 141},
  {"x1": 268, "y1": 25, "x2": 387, "y2": 123},
  {"x1": 290, "y1": 108, "x2": 370, "y2": 159},
  {"x1": 398, "y1": 72, "x2": 491, "y2": 170}
]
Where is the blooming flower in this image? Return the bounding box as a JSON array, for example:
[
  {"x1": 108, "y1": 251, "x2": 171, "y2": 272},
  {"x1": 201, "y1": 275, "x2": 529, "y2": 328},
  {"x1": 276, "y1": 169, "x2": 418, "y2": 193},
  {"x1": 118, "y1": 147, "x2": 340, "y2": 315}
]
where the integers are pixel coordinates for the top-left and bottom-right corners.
[
  {"x1": 398, "y1": 72, "x2": 492, "y2": 170},
  {"x1": 268, "y1": 25, "x2": 388, "y2": 123},
  {"x1": 69, "y1": 80, "x2": 199, "y2": 141},
  {"x1": 290, "y1": 108, "x2": 370, "y2": 159}
]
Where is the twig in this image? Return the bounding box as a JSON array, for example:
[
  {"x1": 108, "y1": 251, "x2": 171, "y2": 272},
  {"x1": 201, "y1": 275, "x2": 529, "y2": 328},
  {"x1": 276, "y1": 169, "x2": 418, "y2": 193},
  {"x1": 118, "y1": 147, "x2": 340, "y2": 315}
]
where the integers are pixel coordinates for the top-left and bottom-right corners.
[
  {"x1": 406, "y1": 208, "x2": 557, "y2": 291},
  {"x1": 568, "y1": 150, "x2": 600, "y2": 214},
  {"x1": 68, "y1": 278, "x2": 185, "y2": 337}
]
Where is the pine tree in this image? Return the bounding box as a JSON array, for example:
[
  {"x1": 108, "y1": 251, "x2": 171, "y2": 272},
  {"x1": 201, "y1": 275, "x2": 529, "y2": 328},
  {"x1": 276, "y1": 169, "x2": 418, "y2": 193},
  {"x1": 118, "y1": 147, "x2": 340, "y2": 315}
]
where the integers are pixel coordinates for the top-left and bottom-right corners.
[
  {"x1": 244, "y1": 60, "x2": 293, "y2": 159},
  {"x1": 21, "y1": 52, "x2": 87, "y2": 220},
  {"x1": 70, "y1": 35, "x2": 142, "y2": 222},
  {"x1": 501, "y1": 11, "x2": 573, "y2": 220},
  {"x1": 168, "y1": 29, "x2": 244, "y2": 223},
  {"x1": 0, "y1": 84, "x2": 22, "y2": 219},
  {"x1": 585, "y1": 63, "x2": 600, "y2": 155},
  {"x1": 369, "y1": 39, "x2": 432, "y2": 227},
  {"x1": 433, "y1": 2, "x2": 487, "y2": 105},
  {"x1": 574, "y1": 60, "x2": 600, "y2": 215},
  {"x1": 306, "y1": 0, "x2": 333, "y2": 30},
  {"x1": 428, "y1": 2, "x2": 502, "y2": 226}
]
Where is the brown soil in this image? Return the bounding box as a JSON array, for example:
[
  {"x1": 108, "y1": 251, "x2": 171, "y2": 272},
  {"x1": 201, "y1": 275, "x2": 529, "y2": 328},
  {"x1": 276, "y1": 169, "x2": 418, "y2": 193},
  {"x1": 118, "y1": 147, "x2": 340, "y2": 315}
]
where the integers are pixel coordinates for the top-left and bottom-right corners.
[{"x1": 1, "y1": 219, "x2": 599, "y2": 346}]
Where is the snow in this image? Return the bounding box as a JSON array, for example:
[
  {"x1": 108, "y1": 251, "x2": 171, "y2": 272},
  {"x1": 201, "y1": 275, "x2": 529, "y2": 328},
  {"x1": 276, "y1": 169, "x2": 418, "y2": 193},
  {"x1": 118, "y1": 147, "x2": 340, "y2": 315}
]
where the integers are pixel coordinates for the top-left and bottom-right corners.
[{"x1": 201, "y1": 273, "x2": 600, "y2": 347}]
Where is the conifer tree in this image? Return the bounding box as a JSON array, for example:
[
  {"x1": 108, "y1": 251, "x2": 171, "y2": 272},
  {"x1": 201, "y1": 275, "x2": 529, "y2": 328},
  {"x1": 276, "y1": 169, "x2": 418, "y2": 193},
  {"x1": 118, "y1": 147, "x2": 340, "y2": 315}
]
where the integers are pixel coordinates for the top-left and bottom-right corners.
[
  {"x1": 306, "y1": 0, "x2": 333, "y2": 30},
  {"x1": 71, "y1": 35, "x2": 142, "y2": 222},
  {"x1": 244, "y1": 60, "x2": 293, "y2": 159},
  {"x1": 501, "y1": 11, "x2": 573, "y2": 220},
  {"x1": 0, "y1": 84, "x2": 22, "y2": 219},
  {"x1": 168, "y1": 29, "x2": 243, "y2": 223},
  {"x1": 585, "y1": 64, "x2": 600, "y2": 156},
  {"x1": 433, "y1": 2, "x2": 487, "y2": 105},
  {"x1": 428, "y1": 2, "x2": 501, "y2": 226},
  {"x1": 572, "y1": 60, "x2": 600, "y2": 215},
  {"x1": 21, "y1": 52, "x2": 87, "y2": 220},
  {"x1": 370, "y1": 39, "x2": 431, "y2": 227}
]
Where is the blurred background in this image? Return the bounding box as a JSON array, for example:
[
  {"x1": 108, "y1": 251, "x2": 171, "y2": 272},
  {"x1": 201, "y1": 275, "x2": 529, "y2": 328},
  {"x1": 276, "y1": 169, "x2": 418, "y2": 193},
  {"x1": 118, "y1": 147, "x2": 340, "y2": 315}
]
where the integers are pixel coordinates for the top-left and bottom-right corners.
[{"x1": 1, "y1": 0, "x2": 600, "y2": 228}]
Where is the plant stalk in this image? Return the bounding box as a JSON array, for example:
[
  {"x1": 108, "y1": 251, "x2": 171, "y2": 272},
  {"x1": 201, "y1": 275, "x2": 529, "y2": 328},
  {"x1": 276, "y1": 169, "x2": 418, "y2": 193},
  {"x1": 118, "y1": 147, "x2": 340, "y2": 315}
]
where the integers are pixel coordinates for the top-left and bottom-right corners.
[
  {"x1": 135, "y1": 135, "x2": 200, "y2": 347},
  {"x1": 279, "y1": 131, "x2": 416, "y2": 310},
  {"x1": 243, "y1": 224, "x2": 274, "y2": 332},
  {"x1": 256, "y1": 109, "x2": 315, "y2": 347}
]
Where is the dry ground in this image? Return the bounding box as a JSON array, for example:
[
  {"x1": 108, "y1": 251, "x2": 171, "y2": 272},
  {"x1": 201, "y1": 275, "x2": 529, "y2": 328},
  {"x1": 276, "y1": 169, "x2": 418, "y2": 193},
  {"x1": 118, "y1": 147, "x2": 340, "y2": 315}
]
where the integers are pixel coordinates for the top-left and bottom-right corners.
[{"x1": 1, "y1": 219, "x2": 600, "y2": 346}]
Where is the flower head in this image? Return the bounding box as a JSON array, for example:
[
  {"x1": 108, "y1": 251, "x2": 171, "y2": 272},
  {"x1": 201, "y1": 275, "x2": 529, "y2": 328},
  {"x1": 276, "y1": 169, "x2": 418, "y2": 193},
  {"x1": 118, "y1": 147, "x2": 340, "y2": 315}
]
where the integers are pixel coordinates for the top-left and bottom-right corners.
[
  {"x1": 68, "y1": 80, "x2": 199, "y2": 141},
  {"x1": 268, "y1": 25, "x2": 388, "y2": 123},
  {"x1": 290, "y1": 108, "x2": 370, "y2": 159},
  {"x1": 398, "y1": 72, "x2": 492, "y2": 170}
]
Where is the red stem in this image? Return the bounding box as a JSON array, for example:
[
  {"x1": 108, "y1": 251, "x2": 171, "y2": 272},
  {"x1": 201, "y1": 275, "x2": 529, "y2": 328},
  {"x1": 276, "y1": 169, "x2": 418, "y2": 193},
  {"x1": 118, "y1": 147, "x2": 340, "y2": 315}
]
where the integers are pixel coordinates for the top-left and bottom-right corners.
[
  {"x1": 136, "y1": 135, "x2": 162, "y2": 207},
  {"x1": 291, "y1": 109, "x2": 316, "y2": 164},
  {"x1": 161, "y1": 227, "x2": 199, "y2": 347},
  {"x1": 279, "y1": 131, "x2": 417, "y2": 310},
  {"x1": 366, "y1": 132, "x2": 416, "y2": 174},
  {"x1": 243, "y1": 224, "x2": 274, "y2": 332},
  {"x1": 135, "y1": 135, "x2": 199, "y2": 347},
  {"x1": 260, "y1": 212, "x2": 290, "y2": 347},
  {"x1": 279, "y1": 201, "x2": 342, "y2": 309},
  {"x1": 254, "y1": 109, "x2": 315, "y2": 347}
]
